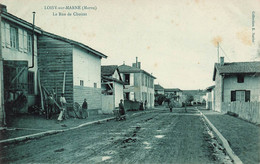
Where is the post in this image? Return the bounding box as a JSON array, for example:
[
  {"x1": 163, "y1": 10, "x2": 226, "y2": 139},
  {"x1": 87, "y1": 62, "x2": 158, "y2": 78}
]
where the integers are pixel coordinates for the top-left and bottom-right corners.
[
  {"x1": 217, "y1": 42, "x2": 219, "y2": 63},
  {"x1": 0, "y1": 7, "x2": 6, "y2": 126},
  {"x1": 63, "y1": 72, "x2": 66, "y2": 93}
]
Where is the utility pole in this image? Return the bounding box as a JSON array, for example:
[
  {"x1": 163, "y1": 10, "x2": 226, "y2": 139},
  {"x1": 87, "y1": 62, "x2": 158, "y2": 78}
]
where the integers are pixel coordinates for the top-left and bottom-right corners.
[{"x1": 217, "y1": 42, "x2": 220, "y2": 63}]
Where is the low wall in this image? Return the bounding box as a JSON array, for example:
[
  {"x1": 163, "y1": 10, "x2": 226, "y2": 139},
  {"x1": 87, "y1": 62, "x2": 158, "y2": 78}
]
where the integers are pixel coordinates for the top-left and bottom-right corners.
[
  {"x1": 222, "y1": 101, "x2": 260, "y2": 124},
  {"x1": 124, "y1": 100, "x2": 141, "y2": 111}
]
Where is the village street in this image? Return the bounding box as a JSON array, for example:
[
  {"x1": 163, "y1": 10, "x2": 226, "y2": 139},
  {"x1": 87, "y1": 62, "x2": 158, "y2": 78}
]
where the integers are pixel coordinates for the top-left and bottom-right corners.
[{"x1": 0, "y1": 107, "x2": 232, "y2": 164}]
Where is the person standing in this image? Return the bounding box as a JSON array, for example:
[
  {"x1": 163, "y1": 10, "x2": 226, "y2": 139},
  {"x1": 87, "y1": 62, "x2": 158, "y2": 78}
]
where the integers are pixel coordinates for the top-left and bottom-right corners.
[
  {"x1": 58, "y1": 93, "x2": 67, "y2": 121},
  {"x1": 81, "y1": 98, "x2": 88, "y2": 119},
  {"x1": 169, "y1": 99, "x2": 174, "y2": 112},
  {"x1": 47, "y1": 93, "x2": 54, "y2": 119},
  {"x1": 119, "y1": 99, "x2": 125, "y2": 117}
]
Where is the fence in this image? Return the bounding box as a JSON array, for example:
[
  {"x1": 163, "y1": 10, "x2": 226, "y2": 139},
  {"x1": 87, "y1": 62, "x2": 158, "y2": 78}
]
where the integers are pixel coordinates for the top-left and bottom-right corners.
[
  {"x1": 221, "y1": 101, "x2": 260, "y2": 124},
  {"x1": 124, "y1": 100, "x2": 141, "y2": 111}
]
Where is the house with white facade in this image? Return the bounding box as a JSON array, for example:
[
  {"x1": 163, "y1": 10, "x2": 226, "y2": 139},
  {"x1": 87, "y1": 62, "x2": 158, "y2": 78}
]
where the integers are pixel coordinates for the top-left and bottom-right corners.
[
  {"x1": 101, "y1": 65, "x2": 124, "y2": 114},
  {"x1": 213, "y1": 57, "x2": 260, "y2": 113},
  {"x1": 154, "y1": 84, "x2": 164, "y2": 95},
  {"x1": 118, "y1": 58, "x2": 156, "y2": 109},
  {"x1": 37, "y1": 31, "x2": 107, "y2": 112},
  {"x1": 1, "y1": 4, "x2": 40, "y2": 117}
]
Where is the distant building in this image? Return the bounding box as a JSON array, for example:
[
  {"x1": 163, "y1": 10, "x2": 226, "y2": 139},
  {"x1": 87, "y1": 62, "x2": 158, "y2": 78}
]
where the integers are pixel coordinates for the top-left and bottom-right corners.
[
  {"x1": 205, "y1": 85, "x2": 215, "y2": 110},
  {"x1": 164, "y1": 88, "x2": 183, "y2": 103},
  {"x1": 213, "y1": 57, "x2": 260, "y2": 112},
  {"x1": 118, "y1": 58, "x2": 156, "y2": 108},
  {"x1": 154, "y1": 84, "x2": 164, "y2": 95},
  {"x1": 101, "y1": 65, "x2": 124, "y2": 114},
  {"x1": 182, "y1": 90, "x2": 206, "y2": 104}
]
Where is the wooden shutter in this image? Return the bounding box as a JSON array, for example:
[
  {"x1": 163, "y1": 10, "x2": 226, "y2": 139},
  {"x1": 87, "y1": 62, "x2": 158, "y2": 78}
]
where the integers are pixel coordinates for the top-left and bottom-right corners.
[
  {"x1": 18, "y1": 28, "x2": 23, "y2": 51},
  {"x1": 245, "y1": 91, "x2": 250, "y2": 102},
  {"x1": 231, "y1": 91, "x2": 236, "y2": 102},
  {"x1": 23, "y1": 30, "x2": 28, "y2": 53},
  {"x1": 5, "y1": 23, "x2": 10, "y2": 48},
  {"x1": 1, "y1": 22, "x2": 5, "y2": 47},
  {"x1": 130, "y1": 73, "x2": 134, "y2": 85}
]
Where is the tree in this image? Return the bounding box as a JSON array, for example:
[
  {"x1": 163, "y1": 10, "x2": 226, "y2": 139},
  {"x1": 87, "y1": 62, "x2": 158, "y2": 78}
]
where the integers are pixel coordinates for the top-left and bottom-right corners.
[
  {"x1": 155, "y1": 94, "x2": 166, "y2": 105},
  {"x1": 185, "y1": 94, "x2": 194, "y2": 105}
]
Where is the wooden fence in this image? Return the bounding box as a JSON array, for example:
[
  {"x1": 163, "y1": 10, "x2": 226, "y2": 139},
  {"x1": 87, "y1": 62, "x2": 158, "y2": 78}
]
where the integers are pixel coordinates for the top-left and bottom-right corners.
[{"x1": 221, "y1": 101, "x2": 260, "y2": 124}]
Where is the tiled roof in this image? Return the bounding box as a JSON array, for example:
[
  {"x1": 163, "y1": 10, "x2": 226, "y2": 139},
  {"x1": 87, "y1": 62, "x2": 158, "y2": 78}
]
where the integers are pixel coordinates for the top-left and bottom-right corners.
[
  {"x1": 205, "y1": 85, "x2": 215, "y2": 91},
  {"x1": 118, "y1": 64, "x2": 156, "y2": 79},
  {"x1": 42, "y1": 31, "x2": 107, "y2": 58},
  {"x1": 154, "y1": 84, "x2": 164, "y2": 90},
  {"x1": 213, "y1": 61, "x2": 260, "y2": 81},
  {"x1": 101, "y1": 76, "x2": 125, "y2": 85},
  {"x1": 101, "y1": 65, "x2": 118, "y2": 76},
  {"x1": 216, "y1": 62, "x2": 260, "y2": 74},
  {"x1": 164, "y1": 88, "x2": 181, "y2": 92},
  {"x1": 182, "y1": 90, "x2": 206, "y2": 95}
]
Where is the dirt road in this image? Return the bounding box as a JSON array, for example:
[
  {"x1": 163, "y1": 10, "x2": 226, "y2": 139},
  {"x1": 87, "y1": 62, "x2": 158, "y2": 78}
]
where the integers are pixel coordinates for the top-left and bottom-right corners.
[{"x1": 0, "y1": 108, "x2": 231, "y2": 163}]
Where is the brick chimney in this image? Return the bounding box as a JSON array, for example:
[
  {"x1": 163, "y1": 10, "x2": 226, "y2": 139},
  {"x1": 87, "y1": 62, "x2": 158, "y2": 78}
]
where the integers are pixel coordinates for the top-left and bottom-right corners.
[
  {"x1": 220, "y1": 57, "x2": 224, "y2": 66},
  {"x1": 0, "y1": 4, "x2": 7, "y2": 12}
]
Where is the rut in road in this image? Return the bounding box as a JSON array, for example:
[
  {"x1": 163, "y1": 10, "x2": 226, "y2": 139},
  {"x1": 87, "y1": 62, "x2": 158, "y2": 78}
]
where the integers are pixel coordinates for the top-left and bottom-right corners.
[{"x1": 0, "y1": 110, "x2": 231, "y2": 163}]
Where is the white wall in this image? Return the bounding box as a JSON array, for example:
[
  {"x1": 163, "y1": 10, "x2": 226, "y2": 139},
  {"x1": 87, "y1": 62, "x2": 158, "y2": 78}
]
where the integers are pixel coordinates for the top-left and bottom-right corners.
[
  {"x1": 1, "y1": 20, "x2": 38, "y2": 95},
  {"x1": 223, "y1": 75, "x2": 260, "y2": 102},
  {"x1": 114, "y1": 82, "x2": 124, "y2": 108},
  {"x1": 73, "y1": 47, "x2": 101, "y2": 88}
]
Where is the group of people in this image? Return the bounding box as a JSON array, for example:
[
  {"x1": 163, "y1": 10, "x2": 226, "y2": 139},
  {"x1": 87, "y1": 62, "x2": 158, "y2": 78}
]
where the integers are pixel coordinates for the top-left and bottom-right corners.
[{"x1": 46, "y1": 93, "x2": 89, "y2": 121}]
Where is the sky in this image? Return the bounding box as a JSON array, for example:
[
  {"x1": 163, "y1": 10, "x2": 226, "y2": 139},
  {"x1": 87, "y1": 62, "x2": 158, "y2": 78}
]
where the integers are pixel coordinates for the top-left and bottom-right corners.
[{"x1": 2, "y1": 0, "x2": 260, "y2": 90}]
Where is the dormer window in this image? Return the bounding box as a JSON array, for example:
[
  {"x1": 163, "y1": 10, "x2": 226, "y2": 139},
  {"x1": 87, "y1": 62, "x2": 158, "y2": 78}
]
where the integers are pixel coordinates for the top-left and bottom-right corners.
[{"x1": 237, "y1": 75, "x2": 244, "y2": 83}]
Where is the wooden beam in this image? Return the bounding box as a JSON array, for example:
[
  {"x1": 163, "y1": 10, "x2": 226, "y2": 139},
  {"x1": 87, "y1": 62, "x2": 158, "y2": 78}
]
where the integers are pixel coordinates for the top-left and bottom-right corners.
[
  {"x1": 11, "y1": 67, "x2": 26, "y2": 84},
  {"x1": 62, "y1": 71, "x2": 66, "y2": 93},
  {"x1": 37, "y1": 69, "x2": 44, "y2": 111}
]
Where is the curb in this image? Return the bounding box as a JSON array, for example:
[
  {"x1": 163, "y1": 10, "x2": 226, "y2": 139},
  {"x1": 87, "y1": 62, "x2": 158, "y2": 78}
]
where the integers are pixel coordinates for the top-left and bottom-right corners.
[
  {"x1": 0, "y1": 110, "x2": 154, "y2": 145},
  {"x1": 0, "y1": 117, "x2": 115, "y2": 145},
  {"x1": 198, "y1": 109, "x2": 243, "y2": 164}
]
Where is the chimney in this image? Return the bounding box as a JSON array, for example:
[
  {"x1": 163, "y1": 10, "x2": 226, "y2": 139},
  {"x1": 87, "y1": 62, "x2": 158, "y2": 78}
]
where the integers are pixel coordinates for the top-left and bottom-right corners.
[
  {"x1": 220, "y1": 57, "x2": 224, "y2": 66},
  {"x1": 0, "y1": 4, "x2": 7, "y2": 12},
  {"x1": 136, "y1": 57, "x2": 138, "y2": 67},
  {"x1": 137, "y1": 62, "x2": 141, "y2": 69}
]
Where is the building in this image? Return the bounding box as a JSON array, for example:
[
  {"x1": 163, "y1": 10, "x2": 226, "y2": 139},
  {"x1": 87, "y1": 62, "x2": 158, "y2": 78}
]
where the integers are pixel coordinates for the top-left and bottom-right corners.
[
  {"x1": 1, "y1": 4, "x2": 41, "y2": 117},
  {"x1": 154, "y1": 84, "x2": 164, "y2": 95},
  {"x1": 118, "y1": 58, "x2": 156, "y2": 109},
  {"x1": 164, "y1": 88, "x2": 183, "y2": 102},
  {"x1": 38, "y1": 31, "x2": 107, "y2": 112},
  {"x1": 213, "y1": 57, "x2": 260, "y2": 112},
  {"x1": 182, "y1": 90, "x2": 206, "y2": 105},
  {"x1": 205, "y1": 85, "x2": 215, "y2": 110},
  {"x1": 101, "y1": 65, "x2": 124, "y2": 114}
]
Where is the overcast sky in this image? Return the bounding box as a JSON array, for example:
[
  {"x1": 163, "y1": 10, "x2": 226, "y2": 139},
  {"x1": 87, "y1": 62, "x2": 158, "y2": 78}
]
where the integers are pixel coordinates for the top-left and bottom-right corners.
[{"x1": 2, "y1": 0, "x2": 260, "y2": 90}]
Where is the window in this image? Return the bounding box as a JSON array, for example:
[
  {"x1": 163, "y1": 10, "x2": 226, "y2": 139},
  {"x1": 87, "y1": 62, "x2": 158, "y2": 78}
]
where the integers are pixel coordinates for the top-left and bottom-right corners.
[
  {"x1": 94, "y1": 82, "x2": 97, "y2": 88},
  {"x1": 124, "y1": 74, "x2": 130, "y2": 85},
  {"x1": 10, "y1": 26, "x2": 18, "y2": 49},
  {"x1": 231, "y1": 90, "x2": 250, "y2": 102},
  {"x1": 28, "y1": 71, "x2": 35, "y2": 94},
  {"x1": 27, "y1": 34, "x2": 32, "y2": 53},
  {"x1": 80, "y1": 80, "x2": 84, "y2": 86},
  {"x1": 237, "y1": 75, "x2": 244, "y2": 83},
  {"x1": 125, "y1": 92, "x2": 130, "y2": 100}
]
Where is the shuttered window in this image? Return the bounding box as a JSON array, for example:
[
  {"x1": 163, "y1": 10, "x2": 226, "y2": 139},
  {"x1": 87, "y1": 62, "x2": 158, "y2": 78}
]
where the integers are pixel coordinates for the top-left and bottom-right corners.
[
  {"x1": 231, "y1": 90, "x2": 250, "y2": 102},
  {"x1": 27, "y1": 34, "x2": 32, "y2": 53},
  {"x1": 231, "y1": 91, "x2": 236, "y2": 101},
  {"x1": 245, "y1": 91, "x2": 250, "y2": 102},
  {"x1": 10, "y1": 26, "x2": 18, "y2": 49}
]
